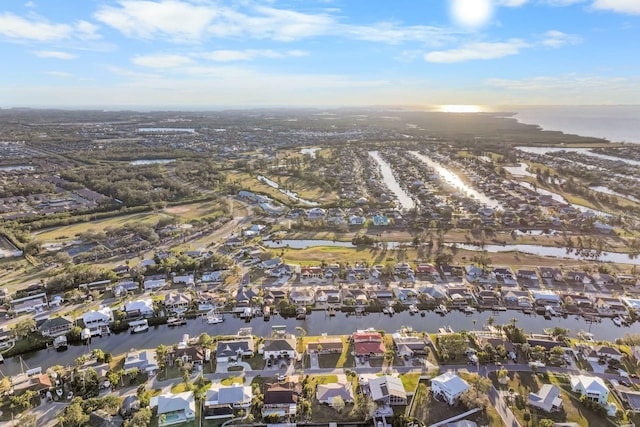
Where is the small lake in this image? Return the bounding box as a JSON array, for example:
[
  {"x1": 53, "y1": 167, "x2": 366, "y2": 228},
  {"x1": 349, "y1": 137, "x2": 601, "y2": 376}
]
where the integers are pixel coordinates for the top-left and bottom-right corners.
[
  {"x1": 262, "y1": 239, "x2": 403, "y2": 249},
  {"x1": 257, "y1": 175, "x2": 319, "y2": 206},
  {"x1": 3, "y1": 310, "x2": 635, "y2": 376},
  {"x1": 411, "y1": 152, "x2": 501, "y2": 209},
  {"x1": 0, "y1": 165, "x2": 34, "y2": 171},
  {"x1": 369, "y1": 151, "x2": 416, "y2": 211},
  {"x1": 454, "y1": 243, "x2": 640, "y2": 265},
  {"x1": 130, "y1": 159, "x2": 176, "y2": 165}
]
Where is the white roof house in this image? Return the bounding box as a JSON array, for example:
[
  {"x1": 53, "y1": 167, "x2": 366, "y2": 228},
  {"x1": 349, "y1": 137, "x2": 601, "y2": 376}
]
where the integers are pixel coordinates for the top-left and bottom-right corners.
[
  {"x1": 431, "y1": 372, "x2": 469, "y2": 405},
  {"x1": 528, "y1": 384, "x2": 563, "y2": 412},
  {"x1": 205, "y1": 384, "x2": 252, "y2": 408},
  {"x1": 143, "y1": 278, "x2": 166, "y2": 291},
  {"x1": 123, "y1": 349, "x2": 158, "y2": 374},
  {"x1": 570, "y1": 375, "x2": 610, "y2": 405},
  {"x1": 316, "y1": 382, "x2": 355, "y2": 406},
  {"x1": 82, "y1": 306, "x2": 113, "y2": 328},
  {"x1": 152, "y1": 392, "x2": 196, "y2": 427},
  {"x1": 368, "y1": 375, "x2": 407, "y2": 405},
  {"x1": 172, "y1": 274, "x2": 195, "y2": 285},
  {"x1": 124, "y1": 299, "x2": 154, "y2": 317}
]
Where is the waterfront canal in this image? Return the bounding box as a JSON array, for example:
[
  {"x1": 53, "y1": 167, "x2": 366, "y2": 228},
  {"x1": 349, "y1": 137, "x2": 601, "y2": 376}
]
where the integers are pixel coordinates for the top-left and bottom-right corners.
[{"x1": 4, "y1": 309, "x2": 636, "y2": 376}]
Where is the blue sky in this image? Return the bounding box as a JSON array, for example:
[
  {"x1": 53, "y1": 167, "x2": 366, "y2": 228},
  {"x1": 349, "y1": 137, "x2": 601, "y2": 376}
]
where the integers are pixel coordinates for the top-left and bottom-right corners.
[{"x1": 0, "y1": 0, "x2": 638, "y2": 107}]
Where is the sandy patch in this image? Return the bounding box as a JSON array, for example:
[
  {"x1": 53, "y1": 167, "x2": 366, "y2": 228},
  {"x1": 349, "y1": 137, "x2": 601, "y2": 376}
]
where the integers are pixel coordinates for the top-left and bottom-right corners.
[{"x1": 165, "y1": 206, "x2": 191, "y2": 214}]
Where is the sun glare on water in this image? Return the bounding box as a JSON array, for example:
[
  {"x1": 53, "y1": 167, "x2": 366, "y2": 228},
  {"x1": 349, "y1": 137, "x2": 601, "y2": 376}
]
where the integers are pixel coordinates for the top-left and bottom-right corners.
[{"x1": 439, "y1": 105, "x2": 482, "y2": 113}]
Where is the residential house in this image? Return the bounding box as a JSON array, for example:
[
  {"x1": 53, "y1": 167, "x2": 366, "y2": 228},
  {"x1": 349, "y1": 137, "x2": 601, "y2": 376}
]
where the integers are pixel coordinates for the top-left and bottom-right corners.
[
  {"x1": 570, "y1": 375, "x2": 609, "y2": 405},
  {"x1": 591, "y1": 273, "x2": 616, "y2": 287},
  {"x1": 528, "y1": 384, "x2": 563, "y2": 412},
  {"x1": 368, "y1": 375, "x2": 407, "y2": 405},
  {"x1": 89, "y1": 409, "x2": 124, "y2": 427},
  {"x1": 10, "y1": 293, "x2": 48, "y2": 314},
  {"x1": 172, "y1": 345, "x2": 205, "y2": 366},
  {"x1": 37, "y1": 316, "x2": 73, "y2": 337},
  {"x1": 431, "y1": 372, "x2": 470, "y2": 405},
  {"x1": 113, "y1": 281, "x2": 139, "y2": 297},
  {"x1": 123, "y1": 349, "x2": 158, "y2": 374},
  {"x1": 205, "y1": 384, "x2": 252, "y2": 419},
  {"x1": 300, "y1": 266, "x2": 324, "y2": 284},
  {"x1": 594, "y1": 345, "x2": 624, "y2": 361},
  {"x1": 517, "y1": 270, "x2": 538, "y2": 281},
  {"x1": 566, "y1": 271, "x2": 592, "y2": 286},
  {"x1": 124, "y1": 299, "x2": 154, "y2": 318},
  {"x1": 164, "y1": 292, "x2": 192, "y2": 313},
  {"x1": 349, "y1": 215, "x2": 366, "y2": 225},
  {"x1": 215, "y1": 339, "x2": 254, "y2": 363},
  {"x1": 172, "y1": 274, "x2": 195, "y2": 286},
  {"x1": 263, "y1": 337, "x2": 297, "y2": 360},
  {"x1": 316, "y1": 381, "x2": 355, "y2": 406},
  {"x1": 143, "y1": 276, "x2": 166, "y2": 292},
  {"x1": 289, "y1": 287, "x2": 315, "y2": 305},
  {"x1": 596, "y1": 297, "x2": 627, "y2": 316},
  {"x1": 82, "y1": 306, "x2": 113, "y2": 336},
  {"x1": 539, "y1": 267, "x2": 563, "y2": 282},
  {"x1": 306, "y1": 337, "x2": 343, "y2": 354},
  {"x1": 307, "y1": 208, "x2": 327, "y2": 220},
  {"x1": 392, "y1": 333, "x2": 430, "y2": 358},
  {"x1": 353, "y1": 331, "x2": 385, "y2": 357},
  {"x1": 201, "y1": 271, "x2": 226, "y2": 284},
  {"x1": 531, "y1": 290, "x2": 561, "y2": 307},
  {"x1": 152, "y1": 392, "x2": 196, "y2": 427},
  {"x1": 262, "y1": 383, "x2": 298, "y2": 418}
]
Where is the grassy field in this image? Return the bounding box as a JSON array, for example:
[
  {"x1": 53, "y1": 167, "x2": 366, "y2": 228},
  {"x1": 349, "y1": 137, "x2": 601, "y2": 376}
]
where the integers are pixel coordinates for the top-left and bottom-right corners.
[
  {"x1": 163, "y1": 200, "x2": 227, "y2": 220},
  {"x1": 399, "y1": 373, "x2": 421, "y2": 393}
]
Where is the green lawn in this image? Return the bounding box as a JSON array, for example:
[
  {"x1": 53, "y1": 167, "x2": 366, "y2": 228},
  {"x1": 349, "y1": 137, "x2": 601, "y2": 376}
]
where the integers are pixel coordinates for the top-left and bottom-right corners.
[
  {"x1": 399, "y1": 373, "x2": 421, "y2": 394},
  {"x1": 34, "y1": 212, "x2": 163, "y2": 241},
  {"x1": 221, "y1": 376, "x2": 245, "y2": 386}
]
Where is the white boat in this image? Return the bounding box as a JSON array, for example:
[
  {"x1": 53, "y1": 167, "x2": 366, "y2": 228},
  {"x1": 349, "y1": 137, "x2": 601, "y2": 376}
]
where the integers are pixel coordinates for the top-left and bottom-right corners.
[
  {"x1": 464, "y1": 306, "x2": 477, "y2": 314},
  {"x1": 435, "y1": 304, "x2": 448, "y2": 315},
  {"x1": 544, "y1": 305, "x2": 558, "y2": 317},
  {"x1": 409, "y1": 305, "x2": 419, "y2": 314},
  {"x1": 167, "y1": 317, "x2": 187, "y2": 327},
  {"x1": 613, "y1": 316, "x2": 623, "y2": 327},
  {"x1": 207, "y1": 315, "x2": 224, "y2": 324},
  {"x1": 129, "y1": 319, "x2": 149, "y2": 334}
]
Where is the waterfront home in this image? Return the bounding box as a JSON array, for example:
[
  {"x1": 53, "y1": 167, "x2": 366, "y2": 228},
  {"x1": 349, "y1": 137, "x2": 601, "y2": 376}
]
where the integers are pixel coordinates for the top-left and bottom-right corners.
[
  {"x1": 593, "y1": 345, "x2": 624, "y2": 361},
  {"x1": 431, "y1": 372, "x2": 470, "y2": 405},
  {"x1": 316, "y1": 381, "x2": 355, "y2": 406},
  {"x1": 204, "y1": 384, "x2": 252, "y2": 419},
  {"x1": 394, "y1": 288, "x2": 417, "y2": 303},
  {"x1": 235, "y1": 287, "x2": 257, "y2": 308},
  {"x1": 172, "y1": 274, "x2": 195, "y2": 286},
  {"x1": 0, "y1": 328, "x2": 15, "y2": 350},
  {"x1": 622, "y1": 297, "x2": 640, "y2": 315},
  {"x1": 570, "y1": 375, "x2": 609, "y2": 405},
  {"x1": 368, "y1": 375, "x2": 407, "y2": 405},
  {"x1": 123, "y1": 349, "x2": 158, "y2": 374},
  {"x1": 143, "y1": 276, "x2": 167, "y2": 292},
  {"x1": 529, "y1": 384, "x2": 563, "y2": 413},
  {"x1": 172, "y1": 345, "x2": 205, "y2": 366},
  {"x1": 215, "y1": 339, "x2": 254, "y2": 363},
  {"x1": 531, "y1": 290, "x2": 561, "y2": 307},
  {"x1": 164, "y1": 292, "x2": 192, "y2": 313},
  {"x1": 306, "y1": 336, "x2": 343, "y2": 354},
  {"x1": 418, "y1": 284, "x2": 448, "y2": 301},
  {"x1": 263, "y1": 337, "x2": 297, "y2": 360},
  {"x1": 82, "y1": 306, "x2": 113, "y2": 334},
  {"x1": 566, "y1": 271, "x2": 592, "y2": 286},
  {"x1": 307, "y1": 207, "x2": 326, "y2": 220},
  {"x1": 289, "y1": 287, "x2": 315, "y2": 305},
  {"x1": 124, "y1": 299, "x2": 154, "y2": 318},
  {"x1": 477, "y1": 289, "x2": 499, "y2": 307},
  {"x1": 37, "y1": 316, "x2": 73, "y2": 337},
  {"x1": 392, "y1": 332, "x2": 430, "y2": 358},
  {"x1": 324, "y1": 288, "x2": 341, "y2": 305},
  {"x1": 262, "y1": 382, "x2": 299, "y2": 418},
  {"x1": 476, "y1": 337, "x2": 517, "y2": 361},
  {"x1": 152, "y1": 392, "x2": 196, "y2": 427},
  {"x1": 596, "y1": 297, "x2": 628, "y2": 316},
  {"x1": 503, "y1": 290, "x2": 532, "y2": 309},
  {"x1": 353, "y1": 331, "x2": 385, "y2": 357},
  {"x1": 12, "y1": 373, "x2": 52, "y2": 395}
]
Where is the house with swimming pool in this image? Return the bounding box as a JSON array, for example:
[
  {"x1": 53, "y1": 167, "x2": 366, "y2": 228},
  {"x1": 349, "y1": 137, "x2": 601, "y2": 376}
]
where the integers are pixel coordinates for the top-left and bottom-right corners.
[{"x1": 152, "y1": 391, "x2": 196, "y2": 426}]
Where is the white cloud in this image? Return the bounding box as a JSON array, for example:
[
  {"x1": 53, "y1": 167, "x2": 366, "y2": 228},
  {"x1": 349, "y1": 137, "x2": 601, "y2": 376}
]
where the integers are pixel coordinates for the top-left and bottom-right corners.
[
  {"x1": 33, "y1": 50, "x2": 77, "y2": 59},
  {"x1": 592, "y1": 0, "x2": 640, "y2": 14},
  {"x1": 0, "y1": 12, "x2": 73, "y2": 41},
  {"x1": 200, "y1": 49, "x2": 308, "y2": 62},
  {"x1": 44, "y1": 71, "x2": 73, "y2": 78},
  {"x1": 425, "y1": 39, "x2": 528, "y2": 63},
  {"x1": 95, "y1": 0, "x2": 219, "y2": 41},
  {"x1": 541, "y1": 30, "x2": 581, "y2": 47},
  {"x1": 132, "y1": 54, "x2": 194, "y2": 68},
  {"x1": 449, "y1": 0, "x2": 494, "y2": 28},
  {"x1": 0, "y1": 13, "x2": 101, "y2": 42},
  {"x1": 497, "y1": 0, "x2": 529, "y2": 6}
]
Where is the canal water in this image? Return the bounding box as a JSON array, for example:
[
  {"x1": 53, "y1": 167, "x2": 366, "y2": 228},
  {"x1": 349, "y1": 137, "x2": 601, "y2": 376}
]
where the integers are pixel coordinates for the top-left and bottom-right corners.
[
  {"x1": 368, "y1": 151, "x2": 416, "y2": 211},
  {"x1": 4, "y1": 309, "x2": 635, "y2": 376}
]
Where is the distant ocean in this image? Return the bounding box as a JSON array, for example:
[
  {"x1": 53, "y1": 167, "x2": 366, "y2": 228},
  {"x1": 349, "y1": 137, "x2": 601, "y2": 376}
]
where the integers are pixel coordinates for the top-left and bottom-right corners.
[{"x1": 508, "y1": 105, "x2": 640, "y2": 144}]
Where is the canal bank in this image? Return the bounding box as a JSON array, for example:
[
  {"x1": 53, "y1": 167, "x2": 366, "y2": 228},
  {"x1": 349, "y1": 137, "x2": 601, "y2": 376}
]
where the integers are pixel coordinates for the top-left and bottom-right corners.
[{"x1": 3, "y1": 309, "x2": 634, "y2": 376}]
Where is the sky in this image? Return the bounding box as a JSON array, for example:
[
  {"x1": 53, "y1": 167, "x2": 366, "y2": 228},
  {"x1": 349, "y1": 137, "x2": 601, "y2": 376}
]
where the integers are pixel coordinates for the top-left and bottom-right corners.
[{"x1": 0, "y1": 0, "x2": 639, "y2": 108}]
